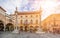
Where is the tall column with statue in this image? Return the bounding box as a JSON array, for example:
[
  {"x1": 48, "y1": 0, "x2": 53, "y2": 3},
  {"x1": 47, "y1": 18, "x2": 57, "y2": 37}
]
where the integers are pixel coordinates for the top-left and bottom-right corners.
[{"x1": 12, "y1": 7, "x2": 19, "y2": 33}]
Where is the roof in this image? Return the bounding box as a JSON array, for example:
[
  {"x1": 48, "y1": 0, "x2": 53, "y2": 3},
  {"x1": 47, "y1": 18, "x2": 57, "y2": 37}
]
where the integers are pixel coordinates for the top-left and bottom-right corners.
[
  {"x1": 17, "y1": 11, "x2": 40, "y2": 15},
  {"x1": 0, "y1": 6, "x2": 6, "y2": 12},
  {"x1": 11, "y1": 11, "x2": 41, "y2": 16}
]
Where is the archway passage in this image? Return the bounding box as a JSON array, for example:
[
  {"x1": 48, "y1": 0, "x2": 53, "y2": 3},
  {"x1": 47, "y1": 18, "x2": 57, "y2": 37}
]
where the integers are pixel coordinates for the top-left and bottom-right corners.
[
  {"x1": 30, "y1": 26, "x2": 34, "y2": 32},
  {"x1": 24, "y1": 25, "x2": 29, "y2": 32},
  {"x1": 0, "y1": 20, "x2": 4, "y2": 31},
  {"x1": 33, "y1": 26, "x2": 39, "y2": 32},
  {"x1": 6, "y1": 23, "x2": 14, "y2": 31},
  {"x1": 20, "y1": 26, "x2": 23, "y2": 31}
]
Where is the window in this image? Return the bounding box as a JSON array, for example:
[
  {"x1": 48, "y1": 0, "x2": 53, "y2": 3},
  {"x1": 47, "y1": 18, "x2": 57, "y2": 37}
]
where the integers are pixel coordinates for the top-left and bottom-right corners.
[
  {"x1": 26, "y1": 16, "x2": 27, "y2": 17},
  {"x1": 31, "y1": 15, "x2": 32, "y2": 17},
  {"x1": 24, "y1": 19, "x2": 28, "y2": 24},
  {"x1": 36, "y1": 15, "x2": 38, "y2": 17},
  {"x1": 20, "y1": 20, "x2": 23, "y2": 24},
  {"x1": 21, "y1": 16, "x2": 22, "y2": 18},
  {"x1": 36, "y1": 20, "x2": 38, "y2": 24},
  {"x1": 30, "y1": 19, "x2": 33, "y2": 24}
]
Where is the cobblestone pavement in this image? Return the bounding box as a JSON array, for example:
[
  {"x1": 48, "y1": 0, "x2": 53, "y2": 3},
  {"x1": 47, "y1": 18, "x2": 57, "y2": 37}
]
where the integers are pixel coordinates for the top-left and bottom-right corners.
[{"x1": 0, "y1": 31, "x2": 60, "y2": 38}]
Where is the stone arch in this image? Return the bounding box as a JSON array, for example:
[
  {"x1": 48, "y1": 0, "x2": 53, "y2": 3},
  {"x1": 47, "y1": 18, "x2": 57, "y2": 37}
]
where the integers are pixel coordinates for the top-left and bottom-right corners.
[
  {"x1": 34, "y1": 26, "x2": 39, "y2": 32},
  {"x1": 34, "y1": 26, "x2": 39, "y2": 28},
  {"x1": 0, "y1": 20, "x2": 4, "y2": 31},
  {"x1": 29, "y1": 26, "x2": 34, "y2": 32},
  {"x1": 24, "y1": 25, "x2": 29, "y2": 31},
  {"x1": 20, "y1": 26, "x2": 23, "y2": 31},
  {"x1": 6, "y1": 23, "x2": 14, "y2": 31},
  {"x1": 30, "y1": 26, "x2": 33, "y2": 29}
]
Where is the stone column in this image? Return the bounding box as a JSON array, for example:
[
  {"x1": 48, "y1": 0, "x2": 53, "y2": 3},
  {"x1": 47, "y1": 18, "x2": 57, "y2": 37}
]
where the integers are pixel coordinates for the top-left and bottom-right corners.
[
  {"x1": 4, "y1": 13, "x2": 6, "y2": 32},
  {"x1": 4, "y1": 23, "x2": 6, "y2": 32}
]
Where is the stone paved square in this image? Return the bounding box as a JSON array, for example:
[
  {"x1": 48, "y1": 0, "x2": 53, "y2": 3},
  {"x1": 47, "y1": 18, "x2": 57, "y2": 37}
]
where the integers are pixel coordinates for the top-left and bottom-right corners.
[{"x1": 0, "y1": 31, "x2": 60, "y2": 38}]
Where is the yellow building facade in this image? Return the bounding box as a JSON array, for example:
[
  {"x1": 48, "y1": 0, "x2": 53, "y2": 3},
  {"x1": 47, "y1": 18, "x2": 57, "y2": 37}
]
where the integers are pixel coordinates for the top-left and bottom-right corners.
[
  {"x1": 42, "y1": 14, "x2": 60, "y2": 33},
  {"x1": 11, "y1": 9, "x2": 41, "y2": 32}
]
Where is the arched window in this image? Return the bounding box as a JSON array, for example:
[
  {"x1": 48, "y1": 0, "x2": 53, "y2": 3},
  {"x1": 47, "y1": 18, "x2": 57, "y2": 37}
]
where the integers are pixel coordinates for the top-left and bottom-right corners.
[
  {"x1": 26, "y1": 20, "x2": 28, "y2": 23},
  {"x1": 24, "y1": 19, "x2": 28, "y2": 24},
  {"x1": 36, "y1": 15, "x2": 38, "y2": 17},
  {"x1": 21, "y1": 16, "x2": 22, "y2": 18},
  {"x1": 31, "y1": 15, "x2": 32, "y2": 17},
  {"x1": 36, "y1": 20, "x2": 38, "y2": 24},
  {"x1": 26, "y1": 16, "x2": 27, "y2": 17},
  {"x1": 20, "y1": 20, "x2": 23, "y2": 24},
  {"x1": 30, "y1": 19, "x2": 33, "y2": 24}
]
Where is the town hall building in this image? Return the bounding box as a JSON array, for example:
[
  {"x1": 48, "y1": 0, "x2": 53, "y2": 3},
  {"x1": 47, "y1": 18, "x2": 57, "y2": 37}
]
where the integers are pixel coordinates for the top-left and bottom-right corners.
[{"x1": 11, "y1": 7, "x2": 41, "y2": 32}]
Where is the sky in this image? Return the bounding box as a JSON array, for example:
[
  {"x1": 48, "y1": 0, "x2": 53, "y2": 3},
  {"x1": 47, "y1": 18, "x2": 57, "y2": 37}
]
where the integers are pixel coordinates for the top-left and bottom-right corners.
[{"x1": 0, "y1": 0, "x2": 60, "y2": 21}]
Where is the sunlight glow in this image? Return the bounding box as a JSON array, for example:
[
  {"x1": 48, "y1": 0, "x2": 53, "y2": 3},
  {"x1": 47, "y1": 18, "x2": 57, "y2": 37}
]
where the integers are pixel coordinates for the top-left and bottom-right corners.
[
  {"x1": 41, "y1": 0, "x2": 60, "y2": 20},
  {"x1": 0, "y1": 0, "x2": 60, "y2": 20}
]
